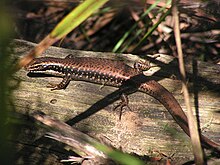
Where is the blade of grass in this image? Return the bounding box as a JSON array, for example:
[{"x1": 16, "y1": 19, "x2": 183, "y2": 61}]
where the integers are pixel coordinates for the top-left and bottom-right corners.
[
  {"x1": 120, "y1": 0, "x2": 171, "y2": 53},
  {"x1": 131, "y1": 8, "x2": 171, "y2": 52},
  {"x1": 51, "y1": 0, "x2": 108, "y2": 38},
  {"x1": 120, "y1": 28, "x2": 143, "y2": 52},
  {"x1": 112, "y1": 0, "x2": 161, "y2": 53},
  {"x1": 0, "y1": 1, "x2": 14, "y2": 164},
  {"x1": 17, "y1": 0, "x2": 108, "y2": 70},
  {"x1": 131, "y1": 0, "x2": 171, "y2": 52},
  {"x1": 94, "y1": 143, "x2": 144, "y2": 165}
]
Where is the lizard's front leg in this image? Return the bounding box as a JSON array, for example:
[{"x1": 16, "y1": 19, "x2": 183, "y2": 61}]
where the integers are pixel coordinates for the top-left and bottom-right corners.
[{"x1": 47, "y1": 75, "x2": 71, "y2": 90}]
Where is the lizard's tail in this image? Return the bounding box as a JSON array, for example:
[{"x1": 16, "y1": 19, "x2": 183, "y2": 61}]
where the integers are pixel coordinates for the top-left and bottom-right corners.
[{"x1": 138, "y1": 80, "x2": 220, "y2": 153}]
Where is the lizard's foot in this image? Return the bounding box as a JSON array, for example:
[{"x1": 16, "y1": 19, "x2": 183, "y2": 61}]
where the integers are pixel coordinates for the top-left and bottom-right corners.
[
  {"x1": 47, "y1": 82, "x2": 62, "y2": 90},
  {"x1": 47, "y1": 76, "x2": 71, "y2": 90},
  {"x1": 113, "y1": 93, "x2": 131, "y2": 120}
]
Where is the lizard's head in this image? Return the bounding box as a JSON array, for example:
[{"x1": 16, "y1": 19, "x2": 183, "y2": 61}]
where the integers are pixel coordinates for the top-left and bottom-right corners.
[
  {"x1": 25, "y1": 57, "x2": 66, "y2": 77},
  {"x1": 25, "y1": 57, "x2": 51, "y2": 72}
]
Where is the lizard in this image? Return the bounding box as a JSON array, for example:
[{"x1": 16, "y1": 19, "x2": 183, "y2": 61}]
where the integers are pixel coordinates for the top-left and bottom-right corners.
[{"x1": 25, "y1": 54, "x2": 220, "y2": 153}]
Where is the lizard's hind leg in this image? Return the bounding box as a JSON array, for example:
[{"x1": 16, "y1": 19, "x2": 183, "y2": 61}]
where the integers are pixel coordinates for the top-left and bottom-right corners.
[{"x1": 113, "y1": 93, "x2": 131, "y2": 120}]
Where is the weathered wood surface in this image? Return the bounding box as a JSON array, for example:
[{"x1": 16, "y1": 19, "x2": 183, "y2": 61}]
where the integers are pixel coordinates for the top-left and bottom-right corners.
[{"x1": 12, "y1": 39, "x2": 220, "y2": 164}]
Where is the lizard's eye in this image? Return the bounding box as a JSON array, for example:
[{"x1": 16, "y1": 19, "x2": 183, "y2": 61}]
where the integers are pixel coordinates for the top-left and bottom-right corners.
[{"x1": 134, "y1": 62, "x2": 139, "y2": 69}]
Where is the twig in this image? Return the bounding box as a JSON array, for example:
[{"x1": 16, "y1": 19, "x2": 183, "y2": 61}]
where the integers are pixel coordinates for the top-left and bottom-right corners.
[
  {"x1": 31, "y1": 111, "x2": 109, "y2": 164},
  {"x1": 172, "y1": 1, "x2": 204, "y2": 164}
]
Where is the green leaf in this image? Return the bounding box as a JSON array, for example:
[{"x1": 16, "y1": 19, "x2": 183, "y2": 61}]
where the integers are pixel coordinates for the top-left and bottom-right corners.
[
  {"x1": 132, "y1": 7, "x2": 171, "y2": 51},
  {"x1": 112, "y1": 0, "x2": 161, "y2": 53},
  {"x1": 51, "y1": 0, "x2": 108, "y2": 39},
  {"x1": 94, "y1": 143, "x2": 145, "y2": 165}
]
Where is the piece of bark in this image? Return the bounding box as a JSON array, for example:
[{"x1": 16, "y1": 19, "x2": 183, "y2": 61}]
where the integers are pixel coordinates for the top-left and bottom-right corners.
[
  {"x1": 32, "y1": 112, "x2": 113, "y2": 165},
  {"x1": 11, "y1": 39, "x2": 220, "y2": 164}
]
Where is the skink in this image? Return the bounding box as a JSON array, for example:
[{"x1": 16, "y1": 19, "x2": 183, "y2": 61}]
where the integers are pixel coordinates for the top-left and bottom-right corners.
[{"x1": 25, "y1": 54, "x2": 220, "y2": 153}]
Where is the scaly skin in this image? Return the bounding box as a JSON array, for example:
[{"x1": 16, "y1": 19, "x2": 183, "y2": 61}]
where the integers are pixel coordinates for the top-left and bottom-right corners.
[{"x1": 25, "y1": 55, "x2": 220, "y2": 153}]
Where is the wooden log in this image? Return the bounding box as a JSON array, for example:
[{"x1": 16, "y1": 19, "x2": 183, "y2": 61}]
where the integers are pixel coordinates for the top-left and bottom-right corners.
[{"x1": 12, "y1": 39, "x2": 220, "y2": 164}]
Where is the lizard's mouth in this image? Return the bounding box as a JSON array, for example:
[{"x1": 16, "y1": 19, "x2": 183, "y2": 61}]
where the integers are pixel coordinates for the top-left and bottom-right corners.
[
  {"x1": 24, "y1": 57, "x2": 51, "y2": 72},
  {"x1": 26, "y1": 67, "x2": 64, "y2": 77},
  {"x1": 25, "y1": 64, "x2": 46, "y2": 72},
  {"x1": 25, "y1": 59, "x2": 65, "y2": 77}
]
